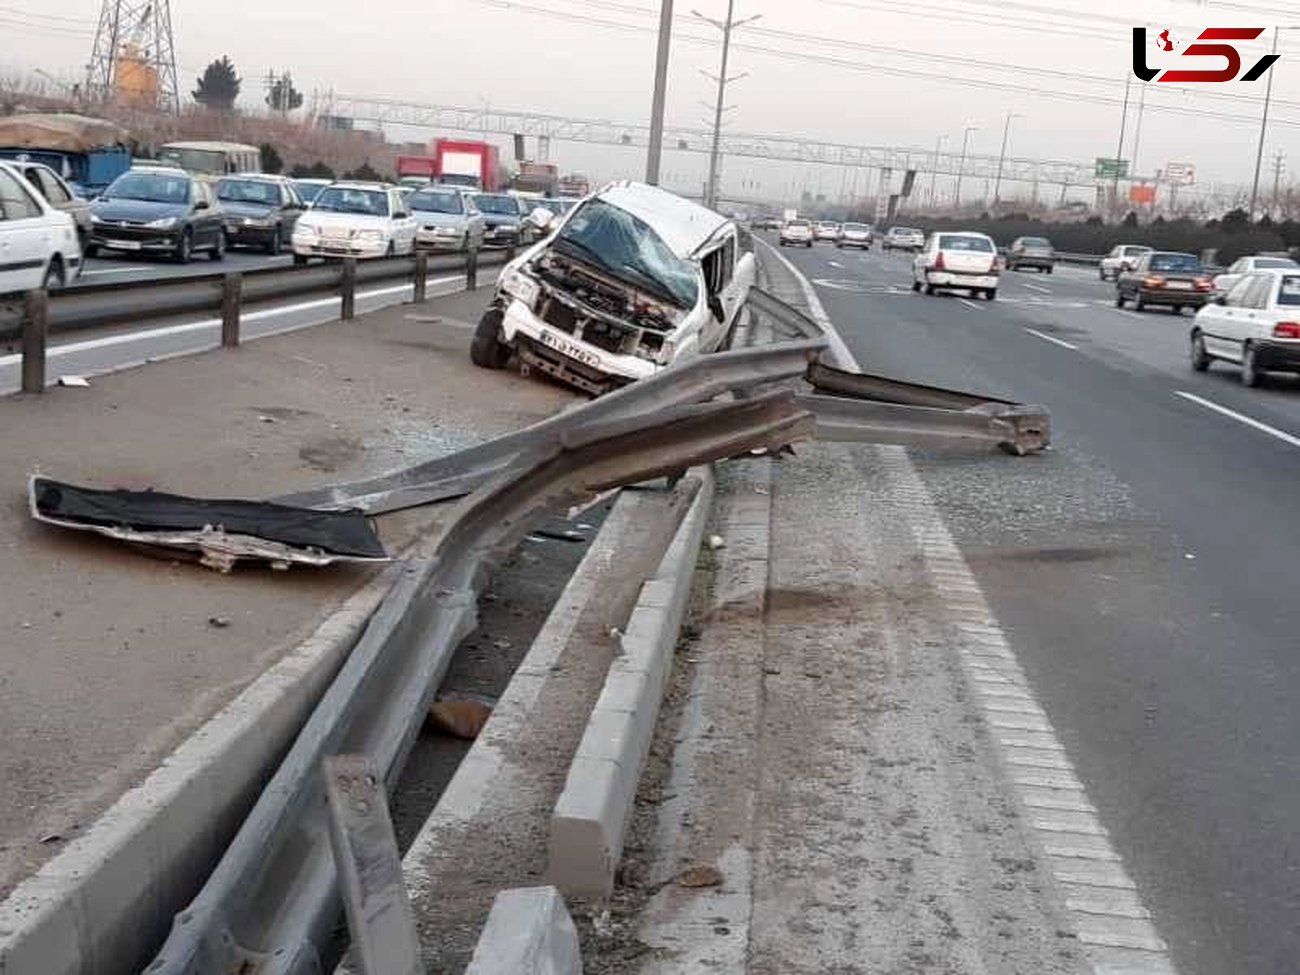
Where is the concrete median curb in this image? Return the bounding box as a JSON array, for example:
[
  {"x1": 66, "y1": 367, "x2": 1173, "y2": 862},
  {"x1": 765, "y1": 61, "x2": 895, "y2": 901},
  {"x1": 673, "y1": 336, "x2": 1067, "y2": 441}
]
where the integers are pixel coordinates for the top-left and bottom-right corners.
[
  {"x1": 463, "y1": 886, "x2": 582, "y2": 975},
  {"x1": 0, "y1": 564, "x2": 401, "y2": 975},
  {"x1": 548, "y1": 468, "x2": 715, "y2": 899}
]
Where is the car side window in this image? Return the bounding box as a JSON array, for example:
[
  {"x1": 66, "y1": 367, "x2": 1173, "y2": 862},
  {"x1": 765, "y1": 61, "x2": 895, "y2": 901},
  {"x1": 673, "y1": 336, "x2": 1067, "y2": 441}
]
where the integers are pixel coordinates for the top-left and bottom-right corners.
[
  {"x1": 0, "y1": 169, "x2": 43, "y2": 220},
  {"x1": 1230, "y1": 258, "x2": 1248, "y2": 274},
  {"x1": 38, "y1": 169, "x2": 71, "y2": 205},
  {"x1": 702, "y1": 236, "x2": 736, "y2": 296},
  {"x1": 1225, "y1": 276, "x2": 1254, "y2": 306},
  {"x1": 1243, "y1": 274, "x2": 1272, "y2": 309}
]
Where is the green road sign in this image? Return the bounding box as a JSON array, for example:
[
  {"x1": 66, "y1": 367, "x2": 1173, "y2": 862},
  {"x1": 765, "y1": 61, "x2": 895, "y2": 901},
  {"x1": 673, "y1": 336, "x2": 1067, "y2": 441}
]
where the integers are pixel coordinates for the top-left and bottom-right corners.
[{"x1": 1095, "y1": 158, "x2": 1130, "y2": 179}]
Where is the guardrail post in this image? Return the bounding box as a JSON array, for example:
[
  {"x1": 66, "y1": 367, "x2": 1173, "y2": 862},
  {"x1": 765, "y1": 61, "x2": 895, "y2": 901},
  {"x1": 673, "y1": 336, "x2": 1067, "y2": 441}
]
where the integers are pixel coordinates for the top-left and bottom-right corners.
[
  {"x1": 466, "y1": 247, "x2": 479, "y2": 291},
  {"x1": 413, "y1": 251, "x2": 428, "y2": 303},
  {"x1": 21, "y1": 289, "x2": 48, "y2": 394},
  {"x1": 341, "y1": 258, "x2": 357, "y2": 320},
  {"x1": 221, "y1": 272, "x2": 242, "y2": 348}
]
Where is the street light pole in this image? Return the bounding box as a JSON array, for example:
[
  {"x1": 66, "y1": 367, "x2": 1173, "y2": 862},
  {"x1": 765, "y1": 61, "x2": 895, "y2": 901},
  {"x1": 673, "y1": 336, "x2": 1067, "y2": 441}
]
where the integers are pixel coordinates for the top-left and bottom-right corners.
[
  {"x1": 1249, "y1": 27, "x2": 1281, "y2": 221},
  {"x1": 1112, "y1": 72, "x2": 1132, "y2": 217},
  {"x1": 992, "y1": 112, "x2": 1021, "y2": 210},
  {"x1": 645, "y1": 0, "x2": 674, "y2": 185},
  {"x1": 929, "y1": 135, "x2": 946, "y2": 210},
  {"x1": 695, "y1": 2, "x2": 760, "y2": 210},
  {"x1": 955, "y1": 124, "x2": 977, "y2": 210}
]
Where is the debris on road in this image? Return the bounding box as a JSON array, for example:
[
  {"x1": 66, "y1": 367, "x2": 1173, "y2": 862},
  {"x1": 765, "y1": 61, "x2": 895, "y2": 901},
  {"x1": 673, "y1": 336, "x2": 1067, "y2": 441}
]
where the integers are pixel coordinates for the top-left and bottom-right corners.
[
  {"x1": 28, "y1": 476, "x2": 388, "y2": 573},
  {"x1": 56, "y1": 375, "x2": 91, "y2": 388},
  {"x1": 206, "y1": 616, "x2": 231, "y2": 629},
  {"x1": 676, "y1": 864, "x2": 725, "y2": 888},
  {"x1": 428, "y1": 698, "x2": 494, "y2": 740},
  {"x1": 706, "y1": 534, "x2": 726, "y2": 551}
]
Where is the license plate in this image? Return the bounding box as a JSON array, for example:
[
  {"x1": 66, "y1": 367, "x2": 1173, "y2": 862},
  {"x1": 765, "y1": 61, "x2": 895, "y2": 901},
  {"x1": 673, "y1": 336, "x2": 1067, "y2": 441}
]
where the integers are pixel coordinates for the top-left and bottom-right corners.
[
  {"x1": 539, "y1": 328, "x2": 602, "y2": 368},
  {"x1": 324, "y1": 228, "x2": 350, "y2": 239},
  {"x1": 108, "y1": 239, "x2": 142, "y2": 251},
  {"x1": 1168, "y1": 281, "x2": 1191, "y2": 290}
]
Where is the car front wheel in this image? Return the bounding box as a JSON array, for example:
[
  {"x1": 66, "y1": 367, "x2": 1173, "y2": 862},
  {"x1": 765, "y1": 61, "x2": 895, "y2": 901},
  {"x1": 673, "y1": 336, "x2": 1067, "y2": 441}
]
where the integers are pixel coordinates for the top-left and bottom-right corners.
[
  {"x1": 174, "y1": 230, "x2": 193, "y2": 264},
  {"x1": 42, "y1": 257, "x2": 66, "y2": 292},
  {"x1": 470, "y1": 305, "x2": 511, "y2": 369},
  {"x1": 1241, "y1": 342, "x2": 1262, "y2": 387},
  {"x1": 209, "y1": 230, "x2": 225, "y2": 261},
  {"x1": 1115, "y1": 291, "x2": 1125, "y2": 308},
  {"x1": 1190, "y1": 332, "x2": 1211, "y2": 372}
]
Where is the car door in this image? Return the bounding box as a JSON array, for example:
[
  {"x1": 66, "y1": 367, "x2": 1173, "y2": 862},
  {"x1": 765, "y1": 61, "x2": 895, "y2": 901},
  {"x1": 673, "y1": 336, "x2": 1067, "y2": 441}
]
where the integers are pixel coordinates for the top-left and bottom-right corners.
[
  {"x1": 1233, "y1": 274, "x2": 1275, "y2": 357},
  {"x1": 279, "y1": 184, "x2": 303, "y2": 237},
  {"x1": 464, "y1": 194, "x2": 485, "y2": 249},
  {"x1": 389, "y1": 190, "x2": 416, "y2": 254},
  {"x1": 0, "y1": 167, "x2": 52, "y2": 293},
  {"x1": 1199, "y1": 276, "x2": 1245, "y2": 359},
  {"x1": 1119, "y1": 254, "x2": 1145, "y2": 296}
]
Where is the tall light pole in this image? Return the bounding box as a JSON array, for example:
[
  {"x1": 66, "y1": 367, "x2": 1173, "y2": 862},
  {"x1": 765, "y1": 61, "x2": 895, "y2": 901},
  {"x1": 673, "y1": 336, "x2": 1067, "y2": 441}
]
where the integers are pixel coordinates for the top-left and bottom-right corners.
[
  {"x1": 1112, "y1": 73, "x2": 1132, "y2": 217},
  {"x1": 992, "y1": 112, "x2": 1022, "y2": 209},
  {"x1": 695, "y1": 2, "x2": 761, "y2": 209},
  {"x1": 645, "y1": 0, "x2": 674, "y2": 185},
  {"x1": 1249, "y1": 27, "x2": 1288, "y2": 221},
  {"x1": 954, "y1": 123, "x2": 978, "y2": 210},
  {"x1": 929, "y1": 135, "x2": 946, "y2": 210}
]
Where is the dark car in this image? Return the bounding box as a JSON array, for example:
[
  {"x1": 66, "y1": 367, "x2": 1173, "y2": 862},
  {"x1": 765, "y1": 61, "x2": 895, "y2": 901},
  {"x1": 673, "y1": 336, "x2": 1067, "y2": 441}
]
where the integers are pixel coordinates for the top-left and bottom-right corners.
[
  {"x1": 16, "y1": 161, "x2": 92, "y2": 250},
  {"x1": 216, "y1": 175, "x2": 305, "y2": 254},
  {"x1": 88, "y1": 167, "x2": 224, "y2": 263},
  {"x1": 473, "y1": 192, "x2": 525, "y2": 249},
  {"x1": 1008, "y1": 236, "x2": 1055, "y2": 273},
  {"x1": 1116, "y1": 251, "x2": 1213, "y2": 313}
]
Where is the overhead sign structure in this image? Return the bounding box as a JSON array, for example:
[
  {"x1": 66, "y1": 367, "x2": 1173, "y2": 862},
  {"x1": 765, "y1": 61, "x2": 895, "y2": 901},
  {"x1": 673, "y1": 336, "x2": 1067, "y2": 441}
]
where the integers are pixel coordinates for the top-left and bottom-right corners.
[{"x1": 1095, "y1": 157, "x2": 1130, "y2": 179}]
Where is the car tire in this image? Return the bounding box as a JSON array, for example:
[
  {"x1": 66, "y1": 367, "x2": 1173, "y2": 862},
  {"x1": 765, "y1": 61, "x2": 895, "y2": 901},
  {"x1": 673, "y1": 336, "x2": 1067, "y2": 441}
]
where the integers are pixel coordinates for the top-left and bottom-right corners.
[
  {"x1": 293, "y1": 253, "x2": 308, "y2": 267},
  {"x1": 1190, "y1": 331, "x2": 1211, "y2": 372},
  {"x1": 83, "y1": 243, "x2": 98, "y2": 259},
  {"x1": 267, "y1": 229, "x2": 282, "y2": 256},
  {"x1": 1241, "y1": 342, "x2": 1262, "y2": 387},
  {"x1": 470, "y1": 305, "x2": 511, "y2": 370},
  {"x1": 42, "y1": 257, "x2": 66, "y2": 293},
  {"x1": 1115, "y1": 291, "x2": 1125, "y2": 308},
  {"x1": 1134, "y1": 294, "x2": 1146, "y2": 312},
  {"x1": 209, "y1": 230, "x2": 225, "y2": 262},
  {"x1": 911, "y1": 279, "x2": 921, "y2": 292},
  {"x1": 923, "y1": 283, "x2": 935, "y2": 296},
  {"x1": 985, "y1": 288, "x2": 997, "y2": 301},
  {"x1": 174, "y1": 230, "x2": 193, "y2": 264},
  {"x1": 1099, "y1": 269, "x2": 1108, "y2": 281},
  {"x1": 1046, "y1": 266, "x2": 1054, "y2": 274}
]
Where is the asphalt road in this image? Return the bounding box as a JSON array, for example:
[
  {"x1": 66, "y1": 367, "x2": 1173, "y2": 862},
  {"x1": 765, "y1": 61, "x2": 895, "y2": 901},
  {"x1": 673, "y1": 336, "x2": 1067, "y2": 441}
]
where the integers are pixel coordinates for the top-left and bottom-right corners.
[
  {"x1": 763, "y1": 235, "x2": 1299, "y2": 975},
  {"x1": 72, "y1": 248, "x2": 292, "y2": 288}
]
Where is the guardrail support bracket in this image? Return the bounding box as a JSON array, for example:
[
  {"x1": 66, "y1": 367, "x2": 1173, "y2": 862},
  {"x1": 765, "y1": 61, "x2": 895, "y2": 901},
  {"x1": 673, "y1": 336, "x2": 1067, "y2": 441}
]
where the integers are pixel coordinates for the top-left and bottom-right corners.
[
  {"x1": 341, "y1": 259, "x2": 358, "y2": 321},
  {"x1": 21, "y1": 289, "x2": 48, "y2": 394},
  {"x1": 221, "y1": 273, "x2": 242, "y2": 348},
  {"x1": 414, "y1": 252, "x2": 428, "y2": 303}
]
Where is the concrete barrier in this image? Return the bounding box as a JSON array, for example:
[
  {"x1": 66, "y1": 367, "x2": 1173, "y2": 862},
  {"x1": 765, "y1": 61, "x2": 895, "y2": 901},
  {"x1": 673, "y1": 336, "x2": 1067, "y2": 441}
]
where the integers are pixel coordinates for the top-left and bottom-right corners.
[
  {"x1": 0, "y1": 566, "x2": 400, "y2": 975},
  {"x1": 548, "y1": 469, "x2": 715, "y2": 899},
  {"x1": 463, "y1": 887, "x2": 582, "y2": 975}
]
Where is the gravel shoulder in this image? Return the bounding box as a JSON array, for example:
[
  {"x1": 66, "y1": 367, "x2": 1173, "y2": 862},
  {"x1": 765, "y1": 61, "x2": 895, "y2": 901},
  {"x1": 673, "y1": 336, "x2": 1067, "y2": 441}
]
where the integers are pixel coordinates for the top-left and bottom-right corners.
[{"x1": 0, "y1": 287, "x2": 573, "y2": 893}]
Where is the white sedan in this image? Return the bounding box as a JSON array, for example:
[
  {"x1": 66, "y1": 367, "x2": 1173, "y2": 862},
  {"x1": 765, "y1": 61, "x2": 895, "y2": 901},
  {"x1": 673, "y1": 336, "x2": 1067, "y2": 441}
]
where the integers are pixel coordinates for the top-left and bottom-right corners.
[
  {"x1": 292, "y1": 182, "x2": 417, "y2": 263},
  {"x1": 912, "y1": 231, "x2": 1001, "y2": 300},
  {"x1": 0, "y1": 160, "x2": 81, "y2": 294},
  {"x1": 1191, "y1": 268, "x2": 1300, "y2": 386},
  {"x1": 1211, "y1": 254, "x2": 1297, "y2": 295}
]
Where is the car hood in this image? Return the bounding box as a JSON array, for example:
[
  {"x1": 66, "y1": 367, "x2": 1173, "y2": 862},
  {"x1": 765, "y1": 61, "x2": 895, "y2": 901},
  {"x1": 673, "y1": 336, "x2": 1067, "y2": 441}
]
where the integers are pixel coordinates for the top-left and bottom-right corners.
[
  {"x1": 411, "y1": 210, "x2": 467, "y2": 229},
  {"x1": 91, "y1": 198, "x2": 190, "y2": 222},
  {"x1": 479, "y1": 213, "x2": 520, "y2": 228},
  {"x1": 218, "y1": 200, "x2": 277, "y2": 220},
  {"x1": 301, "y1": 211, "x2": 392, "y2": 232}
]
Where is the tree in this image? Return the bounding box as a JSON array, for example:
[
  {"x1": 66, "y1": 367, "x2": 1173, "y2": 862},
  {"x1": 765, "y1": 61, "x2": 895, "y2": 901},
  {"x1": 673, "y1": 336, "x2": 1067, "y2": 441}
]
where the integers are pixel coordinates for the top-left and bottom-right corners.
[
  {"x1": 193, "y1": 56, "x2": 241, "y2": 111},
  {"x1": 1221, "y1": 208, "x2": 1250, "y2": 233},
  {"x1": 259, "y1": 142, "x2": 284, "y2": 174},
  {"x1": 343, "y1": 161, "x2": 384, "y2": 182},
  {"x1": 266, "y1": 73, "x2": 303, "y2": 114},
  {"x1": 1122, "y1": 210, "x2": 1139, "y2": 228},
  {"x1": 289, "y1": 161, "x2": 336, "y2": 179}
]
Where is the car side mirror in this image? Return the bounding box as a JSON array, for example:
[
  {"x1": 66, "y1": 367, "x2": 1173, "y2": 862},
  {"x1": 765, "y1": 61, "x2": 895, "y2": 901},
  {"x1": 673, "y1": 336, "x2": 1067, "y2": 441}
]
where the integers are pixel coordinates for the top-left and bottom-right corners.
[
  {"x1": 194, "y1": 199, "x2": 210, "y2": 211},
  {"x1": 394, "y1": 211, "x2": 410, "y2": 220},
  {"x1": 1214, "y1": 294, "x2": 1228, "y2": 305}
]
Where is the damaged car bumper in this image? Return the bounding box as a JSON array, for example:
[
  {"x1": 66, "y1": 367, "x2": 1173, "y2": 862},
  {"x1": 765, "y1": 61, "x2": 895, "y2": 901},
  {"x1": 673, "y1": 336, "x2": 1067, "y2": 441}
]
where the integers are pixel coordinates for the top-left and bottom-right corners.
[{"x1": 500, "y1": 296, "x2": 658, "y2": 394}]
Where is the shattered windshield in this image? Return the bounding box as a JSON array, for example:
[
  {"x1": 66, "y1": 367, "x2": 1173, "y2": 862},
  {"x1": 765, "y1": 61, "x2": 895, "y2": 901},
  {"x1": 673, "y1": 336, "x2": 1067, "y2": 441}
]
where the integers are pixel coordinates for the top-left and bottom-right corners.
[{"x1": 554, "y1": 199, "x2": 699, "y2": 308}]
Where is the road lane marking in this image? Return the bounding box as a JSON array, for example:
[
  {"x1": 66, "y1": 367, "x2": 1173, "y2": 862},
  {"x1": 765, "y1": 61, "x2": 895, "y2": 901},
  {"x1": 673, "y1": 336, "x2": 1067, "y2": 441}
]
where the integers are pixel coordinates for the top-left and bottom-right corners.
[
  {"x1": 1175, "y1": 391, "x2": 1300, "y2": 449},
  {"x1": 1023, "y1": 282, "x2": 1052, "y2": 294},
  {"x1": 79, "y1": 266, "x2": 155, "y2": 277},
  {"x1": 1024, "y1": 328, "x2": 1078, "y2": 350},
  {"x1": 957, "y1": 297, "x2": 982, "y2": 310},
  {"x1": 827, "y1": 259, "x2": 844, "y2": 268},
  {"x1": 754, "y1": 238, "x2": 860, "y2": 369}
]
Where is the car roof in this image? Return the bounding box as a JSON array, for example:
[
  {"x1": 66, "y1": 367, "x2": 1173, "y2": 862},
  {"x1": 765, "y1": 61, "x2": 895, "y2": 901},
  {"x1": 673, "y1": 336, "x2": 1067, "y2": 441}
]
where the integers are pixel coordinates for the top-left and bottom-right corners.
[
  {"x1": 161, "y1": 140, "x2": 260, "y2": 152},
  {"x1": 1148, "y1": 251, "x2": 1197, "y2": 258},
  {"x1": 937, "y1": 231, "x2": 994, "y2": 239},
  {"x1": 293, "y1": 177, "x2": 333, "y2": 184},
  {"x1": 595, "y1": 180, "x2": 730, "y2": 259},
  {"x1": 327, "y1": 181, "x2": 392, "y2": 191}
]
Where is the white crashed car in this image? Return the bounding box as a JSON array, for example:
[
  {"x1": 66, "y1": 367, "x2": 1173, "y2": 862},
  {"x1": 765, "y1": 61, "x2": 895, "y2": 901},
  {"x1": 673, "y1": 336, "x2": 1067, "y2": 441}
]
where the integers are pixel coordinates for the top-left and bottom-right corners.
[{"x1": 470, "y1": 181, "x2": 756, "y2": 396}]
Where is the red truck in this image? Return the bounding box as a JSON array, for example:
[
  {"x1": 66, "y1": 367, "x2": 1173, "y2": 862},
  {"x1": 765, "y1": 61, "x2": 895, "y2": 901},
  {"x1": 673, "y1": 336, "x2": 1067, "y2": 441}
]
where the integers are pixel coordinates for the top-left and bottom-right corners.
[{"x1": 432, "y1": 138, "x2": 502, "y2": 191}]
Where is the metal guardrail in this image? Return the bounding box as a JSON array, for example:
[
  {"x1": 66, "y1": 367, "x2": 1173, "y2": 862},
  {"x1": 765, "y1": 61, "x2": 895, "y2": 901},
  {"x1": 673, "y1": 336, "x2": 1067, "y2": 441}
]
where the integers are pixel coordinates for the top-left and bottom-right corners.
[{"x1": 4, "y1": 248, "x2": 512, "y2": 391}]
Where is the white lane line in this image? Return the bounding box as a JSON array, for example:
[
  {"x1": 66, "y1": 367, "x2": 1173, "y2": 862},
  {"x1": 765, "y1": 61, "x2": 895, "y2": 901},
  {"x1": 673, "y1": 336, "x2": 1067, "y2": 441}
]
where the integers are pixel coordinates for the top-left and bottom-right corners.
[
  {"x1": 1024, "y1": 328, "x2": 1078, "y2": 350},
  {"x1": 78, "y1": 266, "x2": 155, "y2": 277},
  {"x1": 1023, "y1": 282, "x2": 1053, "y2": 294},
  {"x1": 957, "y1": 297, "x2": 982, "y2": 311},
  {"x1": 1175, "y1": 391, "x2": 1300, "y2": 449},
  {"x1": 753, "y1": 238, "x2": 860, "y2": 370},
  {"x1": 827, "y1": 259, "x2": 844, "y2": 268}
]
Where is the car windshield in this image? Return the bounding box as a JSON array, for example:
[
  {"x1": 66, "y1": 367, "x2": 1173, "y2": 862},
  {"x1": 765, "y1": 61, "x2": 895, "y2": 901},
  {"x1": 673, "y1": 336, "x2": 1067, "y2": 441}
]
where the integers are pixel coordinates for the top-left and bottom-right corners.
[
  {"x1": 409, "y1": 190, "x2": 463, "y2": 214},
  {"x1": 313, "y1": 187, "x2": 389, "y2": 216},
  {"x1": 102, "y1": 172, "x2": 190, "y2": 204},
  {"x1": 1255, "y1": 257, "x2": 1297, "y2": 269},
  {"x1": 540, "y1": 199, "x2": 575, "y2": 215},
  {"x1": 295, "y1": 182, "x2": 328, "y2": 203},
  {"x1": 789, "y1": 220, "x2": 810, "y2": 228},
  {"x1": 894, "y1": 228, "x2": 920, "y2": 236},
  {"x1": 474, "y1": 194, "x2": 518, "y2": 215},
  {"x1": 554, "y1": 198, "x2": 699, "y2": 308},
  {"x1": 939, "y1": 235, "x2": 995, "y2": 252},
  {"x1": 157, "y1": 148, "x2": 226, "y2": 176},
  {"x1": 1123, "y1": 246, "x2": 1151, "y2": 257},
  {"x1": 1149, "y1": 253, "x2": 1200, "y2": 272},
  {"x1": 1021, "y1": 237, "x2": 1051, "y2": 247},
  {"x1": 844, "y1": 223, "x2": 869, "y2": 232},
  {"x1": 217, "y1": 179, "x2": 279, "y2": 205}
]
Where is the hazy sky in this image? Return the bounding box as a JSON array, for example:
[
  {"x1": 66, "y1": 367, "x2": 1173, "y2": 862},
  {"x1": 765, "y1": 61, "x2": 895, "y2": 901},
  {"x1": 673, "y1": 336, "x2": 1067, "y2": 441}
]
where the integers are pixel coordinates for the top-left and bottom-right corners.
[{"x1": 5, "y1": 0, "x2": 1300, "y2": 201}]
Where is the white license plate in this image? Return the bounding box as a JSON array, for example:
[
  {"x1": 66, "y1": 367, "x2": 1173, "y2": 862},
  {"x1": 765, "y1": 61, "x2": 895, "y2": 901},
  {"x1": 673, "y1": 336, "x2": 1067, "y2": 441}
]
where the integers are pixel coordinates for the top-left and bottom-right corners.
[
  {"x1": 539, "y1": 328, "x2": 602, "y2": 368},
  {"x1": 324, "y1": 228, "x2": 350, "y2": 239},
  {"x1": 108, "y1": 239, "x2": 142, "y2": 251},
  {"x1": 1167, "y1": 281, "x2": 1192, "y2": 290}
]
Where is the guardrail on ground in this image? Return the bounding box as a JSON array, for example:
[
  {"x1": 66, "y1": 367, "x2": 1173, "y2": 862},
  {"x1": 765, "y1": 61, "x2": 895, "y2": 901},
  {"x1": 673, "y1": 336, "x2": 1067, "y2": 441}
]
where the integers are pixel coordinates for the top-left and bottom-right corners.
[{"x1": 9, "y1": 248, "x2": 511, "y2": 394}]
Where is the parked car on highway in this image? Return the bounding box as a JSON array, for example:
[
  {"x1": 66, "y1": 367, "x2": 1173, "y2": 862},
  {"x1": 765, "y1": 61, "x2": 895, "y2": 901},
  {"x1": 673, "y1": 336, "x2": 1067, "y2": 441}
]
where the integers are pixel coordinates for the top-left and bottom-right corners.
[
  {"x1": 88, "y1": 166, "x2": 224, "y2": 263},
  {"x1": 13, "y1": 160, "x2": 91, "y2": 250},
  {"x1": 473, "y1": 192, "x2": 526, "y2": 249},
  {"x1": 1116, "y1": 251, "x2": 1213, "y2": 313},
  {"x1": 912, "y1": 231, "x2": 1000, "y2": 300},
  {"x1": 815, "y1": 220, "x2": 841, "y2": 242},
  {"x1": 1211, "y1": 254, "x2": 1298, "y2": 295},
  {"x1": 408, "y1": 185, "x2": 485, "y2": 253},
  {"x1": 0, "y1": 160, "x2": 81, "y2": 293},
  {"x1": 292, "y1": 178, "x2": 332, "y2": 205},
  {"x1": 779, "y1": 218, "x2": 814, "y2": 247},
  {"x1": 535, "y1": 197, "x2": 580, "y2": 219},
  {"x1": 1007, "y1": 236, "x2": 1056, "y2": 273},
  {"x1": 882, "y1": 226, "x2": 925, "y2": 252},
  {"x1": 215, "y1": 174, "x2": 305, "y2": 255},
  {"x1": 471, "y1": 181, "x2": 757, "y2": 396},
  {"x1": 291, "y1": 182, "x2": 417, "y2": 263},
  {"x1": 1191, "y1": 269, "x2": 1300, "y2": 386},
  {"x1": 837, "y1": 222, "x2": 873, "y2": 249},
  {"x1": 1100, "y1": 244, "x2": 1152, "y2": 282}
]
